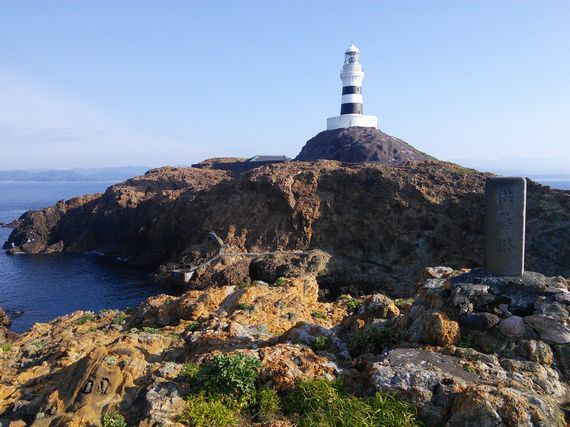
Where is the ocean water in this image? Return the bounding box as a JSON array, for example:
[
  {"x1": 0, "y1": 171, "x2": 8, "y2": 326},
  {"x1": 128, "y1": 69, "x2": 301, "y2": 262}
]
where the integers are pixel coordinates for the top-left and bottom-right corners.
[
  {"x1": 533, "y1": 179, "x2": 570, "y2": 190},
  {"x1": 0, "y1": 182, "x2": 181, "y2": 333}
]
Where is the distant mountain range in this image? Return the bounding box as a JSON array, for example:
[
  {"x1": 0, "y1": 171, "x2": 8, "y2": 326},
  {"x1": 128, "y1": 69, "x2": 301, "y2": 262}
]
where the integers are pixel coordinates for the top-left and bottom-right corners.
[{"x1": 0, "y1": 166, "x2": 151, "y2": 182}]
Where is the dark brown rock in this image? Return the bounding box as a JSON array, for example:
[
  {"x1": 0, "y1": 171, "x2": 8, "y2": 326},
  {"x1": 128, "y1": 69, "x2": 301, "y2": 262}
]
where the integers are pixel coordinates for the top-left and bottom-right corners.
[
  {"x1": 0, "y1": 306, "x2": 10, "y2": 327},
  {"x1": 460, "y1": 312, "x2": 500, "y2": 331},
  {"x1": 295, "y1": 127, "x2": 435, "y2": 164}
]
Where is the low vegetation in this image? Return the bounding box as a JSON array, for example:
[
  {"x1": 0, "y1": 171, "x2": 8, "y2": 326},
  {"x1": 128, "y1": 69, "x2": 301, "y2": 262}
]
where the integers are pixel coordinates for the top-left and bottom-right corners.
[
  {"x1": 185, "y1": 320, "x2": 201, "y2": 332},
  {"x1": 177, "y1": 352, "x2": 418, "y2": 427},
  {"x1": 348, "y1": 325, "x2": 398, "y2": 356},
  {"x1": 310, "y1": 310, "x2": 328, "y2": 321},
  {"x1": 102, "y1": 412, "x2": 127, "y2": 427},
  {"x1": 311, "y1": 335, "x2": 331, "y2": 352},
  {"x1": 0, "y1": 343, "x2": 12, "y2": 352},
  {"x1": 76, "y1": 313, "x2": 94, "y2": 325},
  {"x1": 287, "y1": 378, "x2": 419, "y2": 427}
]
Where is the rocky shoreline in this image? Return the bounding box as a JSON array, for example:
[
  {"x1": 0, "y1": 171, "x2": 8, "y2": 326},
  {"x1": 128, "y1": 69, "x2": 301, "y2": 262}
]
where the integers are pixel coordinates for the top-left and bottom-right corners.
[{"x1": 0, "y1": 267, "x2": 568, "y2": 425}]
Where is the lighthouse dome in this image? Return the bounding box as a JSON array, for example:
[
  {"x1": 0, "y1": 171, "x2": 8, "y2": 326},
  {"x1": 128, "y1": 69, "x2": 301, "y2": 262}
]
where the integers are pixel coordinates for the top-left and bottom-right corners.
[{"x1": 345, "y1": 43, "x2": 360, "y2": 53}]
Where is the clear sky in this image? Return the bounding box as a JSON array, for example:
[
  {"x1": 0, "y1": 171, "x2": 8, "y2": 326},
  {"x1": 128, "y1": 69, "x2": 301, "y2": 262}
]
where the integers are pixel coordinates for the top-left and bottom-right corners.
[{"x1": 1, "y1": 1, "x2": 569, "y2": 170}]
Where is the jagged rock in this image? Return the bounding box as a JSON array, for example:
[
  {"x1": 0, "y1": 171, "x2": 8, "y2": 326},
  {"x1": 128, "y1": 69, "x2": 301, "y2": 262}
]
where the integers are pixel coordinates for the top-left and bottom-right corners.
[
  {"x1": 370, "y1": 347, "x2": 566, "y2": 427},
  {"x1": 525, "y1": 315, "x2": 570, "y2": 344},
  {"x1": 295, "y1": 127, "x2": 434, "y2": 164}
]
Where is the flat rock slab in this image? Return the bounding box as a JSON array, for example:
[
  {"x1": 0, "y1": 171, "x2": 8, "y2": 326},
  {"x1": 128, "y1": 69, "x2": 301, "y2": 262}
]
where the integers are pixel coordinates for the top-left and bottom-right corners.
[
  {"x1": 525, "y1": 315, "x2": 570, "y2": 344},
  {"x1": 484, "y1": 177, "x2": 526, "y2": 276}
]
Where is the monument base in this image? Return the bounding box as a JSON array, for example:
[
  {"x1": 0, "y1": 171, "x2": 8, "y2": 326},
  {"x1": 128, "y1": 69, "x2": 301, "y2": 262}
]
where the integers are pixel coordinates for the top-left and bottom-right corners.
[{"x1": 326, "y1": 114, "x2": 378, "y2": 131}]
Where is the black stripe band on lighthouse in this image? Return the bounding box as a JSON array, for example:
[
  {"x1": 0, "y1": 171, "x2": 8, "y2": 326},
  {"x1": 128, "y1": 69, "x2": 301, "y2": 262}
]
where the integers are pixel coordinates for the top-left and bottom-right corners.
[{"x1": 327, "y1": 44, "x2": 378, "y2": 130}]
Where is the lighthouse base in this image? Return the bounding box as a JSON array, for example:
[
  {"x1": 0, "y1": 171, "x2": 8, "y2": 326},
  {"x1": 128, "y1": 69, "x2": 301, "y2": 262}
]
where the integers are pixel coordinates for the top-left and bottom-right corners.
[{"x1": 326, "y1": 114, "x2": 378, "y2": 131}]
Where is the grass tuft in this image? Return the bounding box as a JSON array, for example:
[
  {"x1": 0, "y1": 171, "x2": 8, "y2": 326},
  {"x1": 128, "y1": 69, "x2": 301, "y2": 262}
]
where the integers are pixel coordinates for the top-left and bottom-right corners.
[
  {"x1": 287, "y1": 378, "x2": 419, "y2": 427},
  {"x1": 311, "y1": 335, "x2": 332, "y2": 352},
  {"x1": 348, "y1": 325, "x2": 398, "y2": 356}
]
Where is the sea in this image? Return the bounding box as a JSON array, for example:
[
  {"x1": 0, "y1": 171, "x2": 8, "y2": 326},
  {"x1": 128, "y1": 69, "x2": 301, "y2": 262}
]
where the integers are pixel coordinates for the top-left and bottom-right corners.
[
  {"x1": 0, "y1": 182, "x2": 181, "y2": 333},
  {"x1": 0, "y1": 179, "x2": 568, "y2": 333}
]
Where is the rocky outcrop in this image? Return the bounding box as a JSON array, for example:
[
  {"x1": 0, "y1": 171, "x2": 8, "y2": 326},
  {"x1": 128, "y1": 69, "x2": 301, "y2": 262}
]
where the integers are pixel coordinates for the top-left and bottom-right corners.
[
  {"x1": 1, "y1": 269, "x2": 569, "y2": 426},
  {"x1": 4, "y1": 161, "x2": 570, "y2": 297},
  {"x1": 296, "y1": 127, "x2": 435, "y2": 164}
]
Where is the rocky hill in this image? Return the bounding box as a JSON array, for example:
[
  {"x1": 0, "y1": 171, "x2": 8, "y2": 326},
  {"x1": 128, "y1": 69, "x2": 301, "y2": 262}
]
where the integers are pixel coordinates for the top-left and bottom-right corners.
[
  {"x1": 296, "y1": 127, "x2": 435, "y2": 164},
  {"x1": 3, "y1": 160, "x2": 570, "y2": 297},
  {"x1": 0, "y1": 268, "x2": 568, "y2": 426}
]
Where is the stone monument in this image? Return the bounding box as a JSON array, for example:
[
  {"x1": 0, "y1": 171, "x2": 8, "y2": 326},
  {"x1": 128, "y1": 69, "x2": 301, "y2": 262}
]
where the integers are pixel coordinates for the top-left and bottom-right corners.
[{"x1": 484, "y1": 177, "x2": 527, "y2": 276}]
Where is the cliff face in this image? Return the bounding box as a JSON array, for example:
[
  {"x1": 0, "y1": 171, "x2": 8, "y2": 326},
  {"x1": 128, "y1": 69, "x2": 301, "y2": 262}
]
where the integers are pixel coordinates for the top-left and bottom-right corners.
[
  {"x1": 296, "y1": 127, "x2": 435, "y2": 164},
  {"x1": 5, "y1": 161, "x2": 570, "y2": 296}
]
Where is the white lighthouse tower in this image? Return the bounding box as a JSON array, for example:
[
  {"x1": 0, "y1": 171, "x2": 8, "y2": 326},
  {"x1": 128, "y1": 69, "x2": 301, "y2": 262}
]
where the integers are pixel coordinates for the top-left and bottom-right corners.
[{"x1": 326, "y1": 44, "x2": 379, "y2": 130}]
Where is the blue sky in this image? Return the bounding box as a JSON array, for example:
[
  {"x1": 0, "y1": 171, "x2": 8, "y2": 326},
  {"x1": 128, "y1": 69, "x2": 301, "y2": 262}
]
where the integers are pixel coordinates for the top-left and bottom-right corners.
[{"x1": 1, "y1": 1, "x2": 569, "y2": 170}]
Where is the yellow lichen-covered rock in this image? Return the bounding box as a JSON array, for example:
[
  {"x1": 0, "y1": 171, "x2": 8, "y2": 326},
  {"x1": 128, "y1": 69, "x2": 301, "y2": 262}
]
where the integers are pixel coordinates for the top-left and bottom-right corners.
[{"x1": 259, "y1": 343, "x2": 339, "y2": 390}]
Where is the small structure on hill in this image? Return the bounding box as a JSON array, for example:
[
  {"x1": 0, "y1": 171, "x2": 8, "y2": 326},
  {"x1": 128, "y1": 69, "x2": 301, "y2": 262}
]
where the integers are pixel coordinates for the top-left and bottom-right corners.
[
  {"x1": 192, "y1": 155, "x2": 290, "y2": 175},
  {"x1": 326, "y1": 44, "x2": 379, "y2": 131}
]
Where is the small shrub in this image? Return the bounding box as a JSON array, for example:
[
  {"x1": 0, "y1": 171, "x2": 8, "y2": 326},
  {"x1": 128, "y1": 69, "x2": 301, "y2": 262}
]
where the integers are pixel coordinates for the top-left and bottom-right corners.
[
  {"x1": 463, "y1": 364, "x2": 477, "y2": 373},
  {"x1": 181, "y1": 362, "x2": 200, "y2": 380},
  {"x1": 0, "y1": 343, "x2": 12, "y2": 352},
  {"x1": 310, "y1": 310, "x2": 328, "y2": 321},
  {"x1": 275, "y1": 277, "x2": 287, "y2": 286},
  {"x1": 102, "y1": 412, "x2": 127, "y2": 427},
  {"x1": 112, "y1": 312, "x2": 126, "y2": 325},
  {"x1": 169, "y1": 332, "x2": 180, "y2": 339},
  {"x1": 179, "y1": 392, "x2": 239, "y2": 427},
  {"x1": 141, "y1": 326, "x2": 160, "y2": 334},
  {"x1": 197, "y1": 352, "x2": 261, "y2": 405},
  {"x1": 88, "y1": 326, "x2": 98, "y2": 333},
  {"x1": 235, "y1": 303, "x2": 253, "y2": 311},
  {"x1": 76, "y1": 314, "x2": 94, "y2": 325},
  {"x1": 348, "y1": 325, "x2": 398, "y2": 356},
  {"x1": 311, "y1": 335, "x2": 331, "y2": 352},
  {"x1": 287, "y1": 378, "x2": 419, "y2": 427},
  {"x1": 256, "y1": 387, "x2": 281, "y2": 423},
  {"x1": 185, "y1": 320, "x2": 201, "y2": 333},
  {"x1": 345, "y1": 299, "x2": 362, "y2": 313}
]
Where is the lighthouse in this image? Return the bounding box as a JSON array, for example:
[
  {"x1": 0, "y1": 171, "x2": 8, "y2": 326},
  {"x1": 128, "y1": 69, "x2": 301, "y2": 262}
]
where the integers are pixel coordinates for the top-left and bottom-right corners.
[{"x1": 326, "y1": 44, "x2": 379, "y2": 130}]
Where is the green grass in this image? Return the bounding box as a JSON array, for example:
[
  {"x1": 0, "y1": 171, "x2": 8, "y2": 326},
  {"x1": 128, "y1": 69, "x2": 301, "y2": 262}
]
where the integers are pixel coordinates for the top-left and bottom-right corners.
[
  {"x1": 456, "y1": 337, "x2": 472, "y2": 349},
  {"x1": 255, "y1": 387, "x2": 282, "y2": 423},
  {"x1": 102, "y1": 412, "x2": 127, "y2": 427},
  {"x1": 0, "y1": 343, "x2": 12, "y2": 353},
  {"x1": 141, "y1": 326, "x2": 160, "y2": 334},
  {"x1": 287, "y1": 378, "x2": 419, "y2": 427},
  {"x1": 76, "y1": 314, "x2": 95, "y2": 325},
  {"x1": 180, "y1": 393, "x2": 239, "y2": 427},
  {"x1": 310, "y1": 310, "x2": 328, "y2": 321},
  {"x1": 112, "y1": 312, "x2": 126, "y2": 325},
  {"x1": 181, "y1": 362, "x2": 201, "y2": 380},
  {"x1": 275, "y1": 277, "x2": 287, "y2": 286},
  {"x1": 345, "y1": 298, "x2": 362, "y2": 313},
  {"x1": 311, "y1": 335, "x2": 332, "y2": 352},
  {"x1": 185, "y1": 320, "x2": 201, "y2": 333},
  {"x1": 348, "y1": 325, "x2": 398, "y2": 356},
  {"x1": 235, "y1": 303, "x2": 253, "y2": 311}
]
